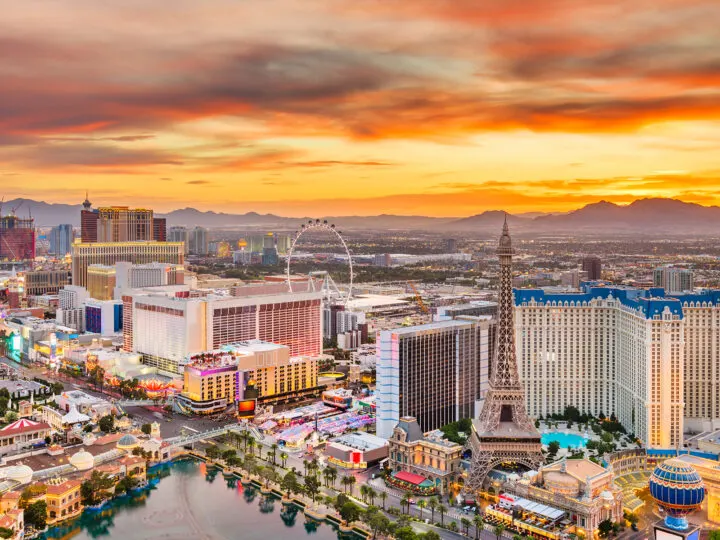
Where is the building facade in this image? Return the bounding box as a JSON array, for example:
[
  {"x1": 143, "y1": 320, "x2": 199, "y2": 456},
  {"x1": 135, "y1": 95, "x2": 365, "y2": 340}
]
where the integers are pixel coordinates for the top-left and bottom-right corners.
[
  {"x1": 71, "y1": 241, "x2": 184, "y2": 287},
  {"x1": 581, "y1": 256, "x2": 602, "y2": 281},
  {"x1": 179, "y1": 340, "x2": 318, "y2": 412},
  {"x1": 24, "y1": 270, "x2": 71, "y2": 296},
  {"x1": 515, "y1": 285, "x2": 720, "y2": 446},
  {"x1": 501, "y1": 458, "x2": 623, "y2": 538},
  {"x1": 188, "y1": 227, "x2": 209, "y2": 255},
  {"x1": 123, "y1": 287, "x2": 322, "y2": 373},
  {"x1": 0, "y1": 215, "x2": 35, "y2": 261},
  {"x1": 49, "y1": 224, "x2": 73, "y2": 256},
  {"x1": 152, "y1": 218, "x2": 166, "y2": 241},
  {"x1": 96, "y1": 207, "x2": 153, "y2": 242},
  {"x1": 654, "y1": 266, "x2": 694, "y2": 294},
  {"x1": 387, "y1": 417, "x2": 463, "y2": 494},
  {"x1": 376, "y1": 318, "x2": 491, "y2": 439}
]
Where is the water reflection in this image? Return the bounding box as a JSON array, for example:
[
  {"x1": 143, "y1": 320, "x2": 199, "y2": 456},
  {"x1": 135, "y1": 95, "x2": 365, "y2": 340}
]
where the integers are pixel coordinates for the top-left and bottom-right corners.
[{"x1": 41, "y1": 459, "x2": 358, "y2": 540}]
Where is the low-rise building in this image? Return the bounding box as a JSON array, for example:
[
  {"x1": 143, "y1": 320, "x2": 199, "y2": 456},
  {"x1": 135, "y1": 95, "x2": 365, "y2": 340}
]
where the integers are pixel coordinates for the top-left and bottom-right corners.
[
  {"x1": 56, "y1": 390, "x2": 114, "y2": 419},
  {"x1": 43, "y1": 477, "x2": 82, "y2": 525},
  {"x1": 0, "y1": 419, "x2": 52, "y2": 457},
  {"x1": 502, "y1": 458, "x2": 623, "y2": 539},
  {"x1": 387, "y1": 416, "x2": 463, "y2": 495},
  {"x1": 325, "y1": 432, "x2": 388, "y2": 470}
]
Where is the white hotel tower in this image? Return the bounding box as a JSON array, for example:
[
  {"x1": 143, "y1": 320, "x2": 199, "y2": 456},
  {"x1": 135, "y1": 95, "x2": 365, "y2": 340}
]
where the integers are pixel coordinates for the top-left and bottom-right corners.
[{"x1": 514, "y1": 285, "x2": 720, "y2": 449}]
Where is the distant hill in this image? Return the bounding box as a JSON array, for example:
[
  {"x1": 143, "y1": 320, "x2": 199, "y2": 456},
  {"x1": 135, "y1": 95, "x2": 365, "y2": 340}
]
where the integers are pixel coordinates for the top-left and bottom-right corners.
[
  {"x1": 5, "y1": 196, "x2": 720, "y2": 235},
  {"x1": 440, "y1": 210, "x2": 531, "y2": 231},
  {"x1": 534, "y1": 198, "x2": 720, "y2": 233}
]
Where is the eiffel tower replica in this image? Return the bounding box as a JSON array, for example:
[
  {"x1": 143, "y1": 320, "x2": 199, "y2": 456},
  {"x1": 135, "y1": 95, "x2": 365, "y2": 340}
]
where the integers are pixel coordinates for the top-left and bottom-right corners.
[{"x1": 465, "y1": 216, "x2": 544, "y2": 492}]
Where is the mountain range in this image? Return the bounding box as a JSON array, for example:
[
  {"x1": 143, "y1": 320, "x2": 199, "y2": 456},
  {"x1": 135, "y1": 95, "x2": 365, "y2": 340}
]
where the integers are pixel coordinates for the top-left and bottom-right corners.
[{"x1": 3, "y1": 197, "x2": 720, "y2": 235}]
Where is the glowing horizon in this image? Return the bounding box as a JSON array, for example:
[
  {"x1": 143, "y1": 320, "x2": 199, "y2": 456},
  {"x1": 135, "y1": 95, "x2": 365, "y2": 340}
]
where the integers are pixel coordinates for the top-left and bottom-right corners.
[{"x1": 1, "y1": 1, "x2": 719, "y2": 217}]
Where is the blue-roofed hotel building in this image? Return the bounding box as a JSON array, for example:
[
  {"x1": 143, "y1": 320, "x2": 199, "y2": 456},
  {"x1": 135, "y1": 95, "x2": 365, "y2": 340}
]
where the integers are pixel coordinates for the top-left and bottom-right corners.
[{"x1": 514, "y1": 282, "x2": 720, "y2": 449}]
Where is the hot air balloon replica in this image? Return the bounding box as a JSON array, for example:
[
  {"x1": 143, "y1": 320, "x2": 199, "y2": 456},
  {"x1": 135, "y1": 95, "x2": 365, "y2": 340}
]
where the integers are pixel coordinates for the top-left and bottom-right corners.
[{"x1": 649, "y1": 457, "x2": 705, "y2": 539}]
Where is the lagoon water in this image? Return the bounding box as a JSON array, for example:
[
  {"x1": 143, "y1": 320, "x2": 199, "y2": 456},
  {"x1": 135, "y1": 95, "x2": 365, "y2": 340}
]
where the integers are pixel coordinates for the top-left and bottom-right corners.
[{"x1": 42, "y1": 459, "x2": 351, "y2": 540}]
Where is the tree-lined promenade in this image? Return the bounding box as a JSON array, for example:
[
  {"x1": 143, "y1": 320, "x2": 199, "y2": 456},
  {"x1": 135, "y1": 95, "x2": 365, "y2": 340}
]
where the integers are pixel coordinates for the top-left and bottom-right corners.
[{"x1": 198, "y1": 430, "x2": 489, "y2": 540}]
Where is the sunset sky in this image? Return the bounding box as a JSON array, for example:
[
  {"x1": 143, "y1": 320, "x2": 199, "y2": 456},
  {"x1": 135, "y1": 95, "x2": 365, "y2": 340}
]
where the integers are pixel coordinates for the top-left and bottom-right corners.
[{"x1": 1, "y1": 0, "x2": 719, "y2": 216}]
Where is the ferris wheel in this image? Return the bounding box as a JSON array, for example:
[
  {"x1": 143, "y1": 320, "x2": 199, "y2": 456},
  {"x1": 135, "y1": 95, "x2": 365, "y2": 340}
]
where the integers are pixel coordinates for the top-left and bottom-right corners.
[{"x1": 286, "y1": 219, "x2": 353, "y2": 305}]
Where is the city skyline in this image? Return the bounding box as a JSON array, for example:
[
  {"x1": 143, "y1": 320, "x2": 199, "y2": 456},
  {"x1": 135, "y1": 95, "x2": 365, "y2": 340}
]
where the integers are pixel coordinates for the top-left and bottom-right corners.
[{"x1": 1, "y1": 1, "x2": 719, "y2": 216}]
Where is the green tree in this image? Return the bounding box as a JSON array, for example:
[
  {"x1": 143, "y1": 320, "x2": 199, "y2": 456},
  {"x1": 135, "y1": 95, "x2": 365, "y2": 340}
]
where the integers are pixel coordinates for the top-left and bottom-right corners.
[
  {"x1": 98, "y1": 414, "x2": 115, "y2": 433},
  {"x1": 304, "y1": 475, "x2": 321, "y2": 503},
  {"x1": 448, "y1": 521, "x2": 459, "y2": 532},
  {"x1": 707, "y1": 531, "x2": 720, "y2": 540},
  {"x1": 222, "y1": 449, "x2": 237, "y2": 461},
  {"x1": 598, "y1": 519, "x2": 613, "y2": 538},
  {"x1": 81, "y1": 470, "x2": 115, "y2": 505},
  {"x1": 438, "y1": 503, "x2": 447, "y2": 526},
  {"x1": 494, "y1": 523, "x2": 505, "y2": 540},
  {"x1": 367, "y1": 512, "x2": 391, "y2": 539},
  {"x1": 473, "y1": 515, "x2": 485, "y2": 540},
  {"x1": 205, "y1": 445, "x2": 221, "y2": 459},
  {"x1": 419, "y1": 532, "x2": 441, "y2": 540},
  {"x1": 400, "y1": 492, "x2": 412, "y2": 514},
  {"x1": 0, "y1": 527, "x2": 14, "y2": 539},
  {"x1": 141, "y1": 423, "x2": 152, "y2": 435},
  {"x1": 340, "y1": 501, "x2": 361, "y2": 524},
  {"x1": 394, "y1": 526, "x2": 418, "y2": 540},
  {"x1": 461, "y1": 517, "x2": 472, "y2": 535},
  {"x1": 417, "y1": 498, "x2": 427, "y2": 520},
  {"x1": 279, "y1": 451, "x2": 288, "y2": 468},
  {"x1": 380, "y1": 491, "x2": 387, "y2": 510},
  {"x1": 281, "y1": 471, "x2": 300, "y2": 496},
  {"x1": 24, "y1": 500, "x2": 47, "y2": 531},
  {"x1": 547, "y1": 440, "x2": 561, "y2": 457},
  {"x1": 428, "y1": 497, "x2": 438, "y2": 522}
]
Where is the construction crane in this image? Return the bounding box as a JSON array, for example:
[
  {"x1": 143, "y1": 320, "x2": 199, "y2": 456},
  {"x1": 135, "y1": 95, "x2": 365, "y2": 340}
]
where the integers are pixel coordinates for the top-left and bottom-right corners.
[{"x1": 407, "y1": 281, "x2": 429, "y2": 314}]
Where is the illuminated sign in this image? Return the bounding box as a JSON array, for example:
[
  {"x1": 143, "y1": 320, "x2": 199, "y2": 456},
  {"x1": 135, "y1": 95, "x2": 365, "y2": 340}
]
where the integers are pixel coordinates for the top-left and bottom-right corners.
[{"x1": 237, "y1": 399, "x2": 257, "y2": 418}]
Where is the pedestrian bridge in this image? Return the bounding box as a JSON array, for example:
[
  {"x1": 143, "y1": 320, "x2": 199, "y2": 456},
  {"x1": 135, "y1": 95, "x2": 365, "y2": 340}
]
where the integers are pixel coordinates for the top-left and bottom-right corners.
[{"x1": 163, "y1": 423, "x2": 264, "y2": 450}]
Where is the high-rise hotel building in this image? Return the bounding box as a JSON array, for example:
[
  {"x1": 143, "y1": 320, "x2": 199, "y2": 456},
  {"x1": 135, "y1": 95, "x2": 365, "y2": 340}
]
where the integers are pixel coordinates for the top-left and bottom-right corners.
[
  {"x1": 122, "y1": 284, "x2": 323, "y2": 373},
  {"x1": 376, "y1": 318, "x2": 492, "y2": 439},
  {"x1": 72, "y1": 241, "x2": 184, "y2": 287},
  {"x1": 514, "y1": 284, "x2": 720, "y2": 448}
]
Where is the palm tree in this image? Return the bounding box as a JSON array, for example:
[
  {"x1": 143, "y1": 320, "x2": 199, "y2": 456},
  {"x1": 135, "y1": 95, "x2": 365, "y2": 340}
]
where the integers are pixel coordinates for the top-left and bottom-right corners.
[
  {"x1": 400, "y1": 493, "x2": 411, "y2": 515},
  {"x1": 280, "y1": 451, "x2": 288, "y2": 468},
  {"x1": 428, "y1": 497, "x2": 438, "y2": 522},
  {"x1": 302, "y1": 459, "x2": 310, "y2": 477},
  {"x1": 417, "y1": 499, "x2": 426, "y2": 520},
  {"x1": 341, "y1": 475, "x2": 353, "y2": 493},
  {"x1": 438, "y1": 504, "x2": 447, "y2": 526},
  {"x1": 327, "y1": 466, "x2": 338, "y2": 489},
  {"x1": 247, "y1": 437, "x2": 256, "y2": 456},
  {"x1": 380, "y1": 491, "x2": 388, "y2": 510},
  {"x1": 360, "y1": 485, "x2": 369, "y2": 503},
  {"x1": 322, "y1": 467, "x2": 333, "y2": 487},
  {"x1": 473, "y1": 515, "x2": 485, "y2": 540},
  {"x1": 494, "y1": 523, "x2": 505, "y2": 540},
  {"x1": 367, "y1": 487, "x2": 377, "y2": 506},
  {"x1": 269, "y1": 443, "x2": 278, "y2": 465},
  {"x1": 240, "y1": 431, "x2": 250, "y2": 452},
  {"x1": 461, "y1": 518, "x2": 471, "y2": 536},
  {"x1": 347, "y1": 475, "x2": 357, "y2": 496}
]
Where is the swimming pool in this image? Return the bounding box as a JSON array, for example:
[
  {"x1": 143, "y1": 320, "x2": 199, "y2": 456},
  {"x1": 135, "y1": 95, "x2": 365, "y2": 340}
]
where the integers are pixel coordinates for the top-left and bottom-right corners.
[{"x1": 541, "y1": 432, "x2": 588, "y2": 448}]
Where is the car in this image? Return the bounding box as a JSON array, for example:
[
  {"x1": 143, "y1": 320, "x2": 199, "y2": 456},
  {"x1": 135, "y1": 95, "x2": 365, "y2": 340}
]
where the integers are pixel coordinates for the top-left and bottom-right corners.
[{"x1": 408, "y1": 498, "x2": 416, "y2": 505}]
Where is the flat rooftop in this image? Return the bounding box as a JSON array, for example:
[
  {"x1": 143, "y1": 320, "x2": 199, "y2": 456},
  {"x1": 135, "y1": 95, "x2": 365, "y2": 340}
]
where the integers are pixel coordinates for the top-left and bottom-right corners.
[{"x1": 330, "y1": 432, "x2": 388, "y2": 451}]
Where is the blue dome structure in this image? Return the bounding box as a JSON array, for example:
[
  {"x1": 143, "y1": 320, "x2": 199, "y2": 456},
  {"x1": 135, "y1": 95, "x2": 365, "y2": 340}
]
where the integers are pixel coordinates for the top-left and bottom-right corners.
[{"x1": 649, "y1": 458, "x2": 705, "y2": 531}]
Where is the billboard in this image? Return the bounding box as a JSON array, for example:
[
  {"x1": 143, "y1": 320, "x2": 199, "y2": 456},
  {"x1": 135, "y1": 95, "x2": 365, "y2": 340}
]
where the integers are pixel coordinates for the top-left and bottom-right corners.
[{"x1": 237, "y1": 399, "x2": 257, "y2": 418}]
